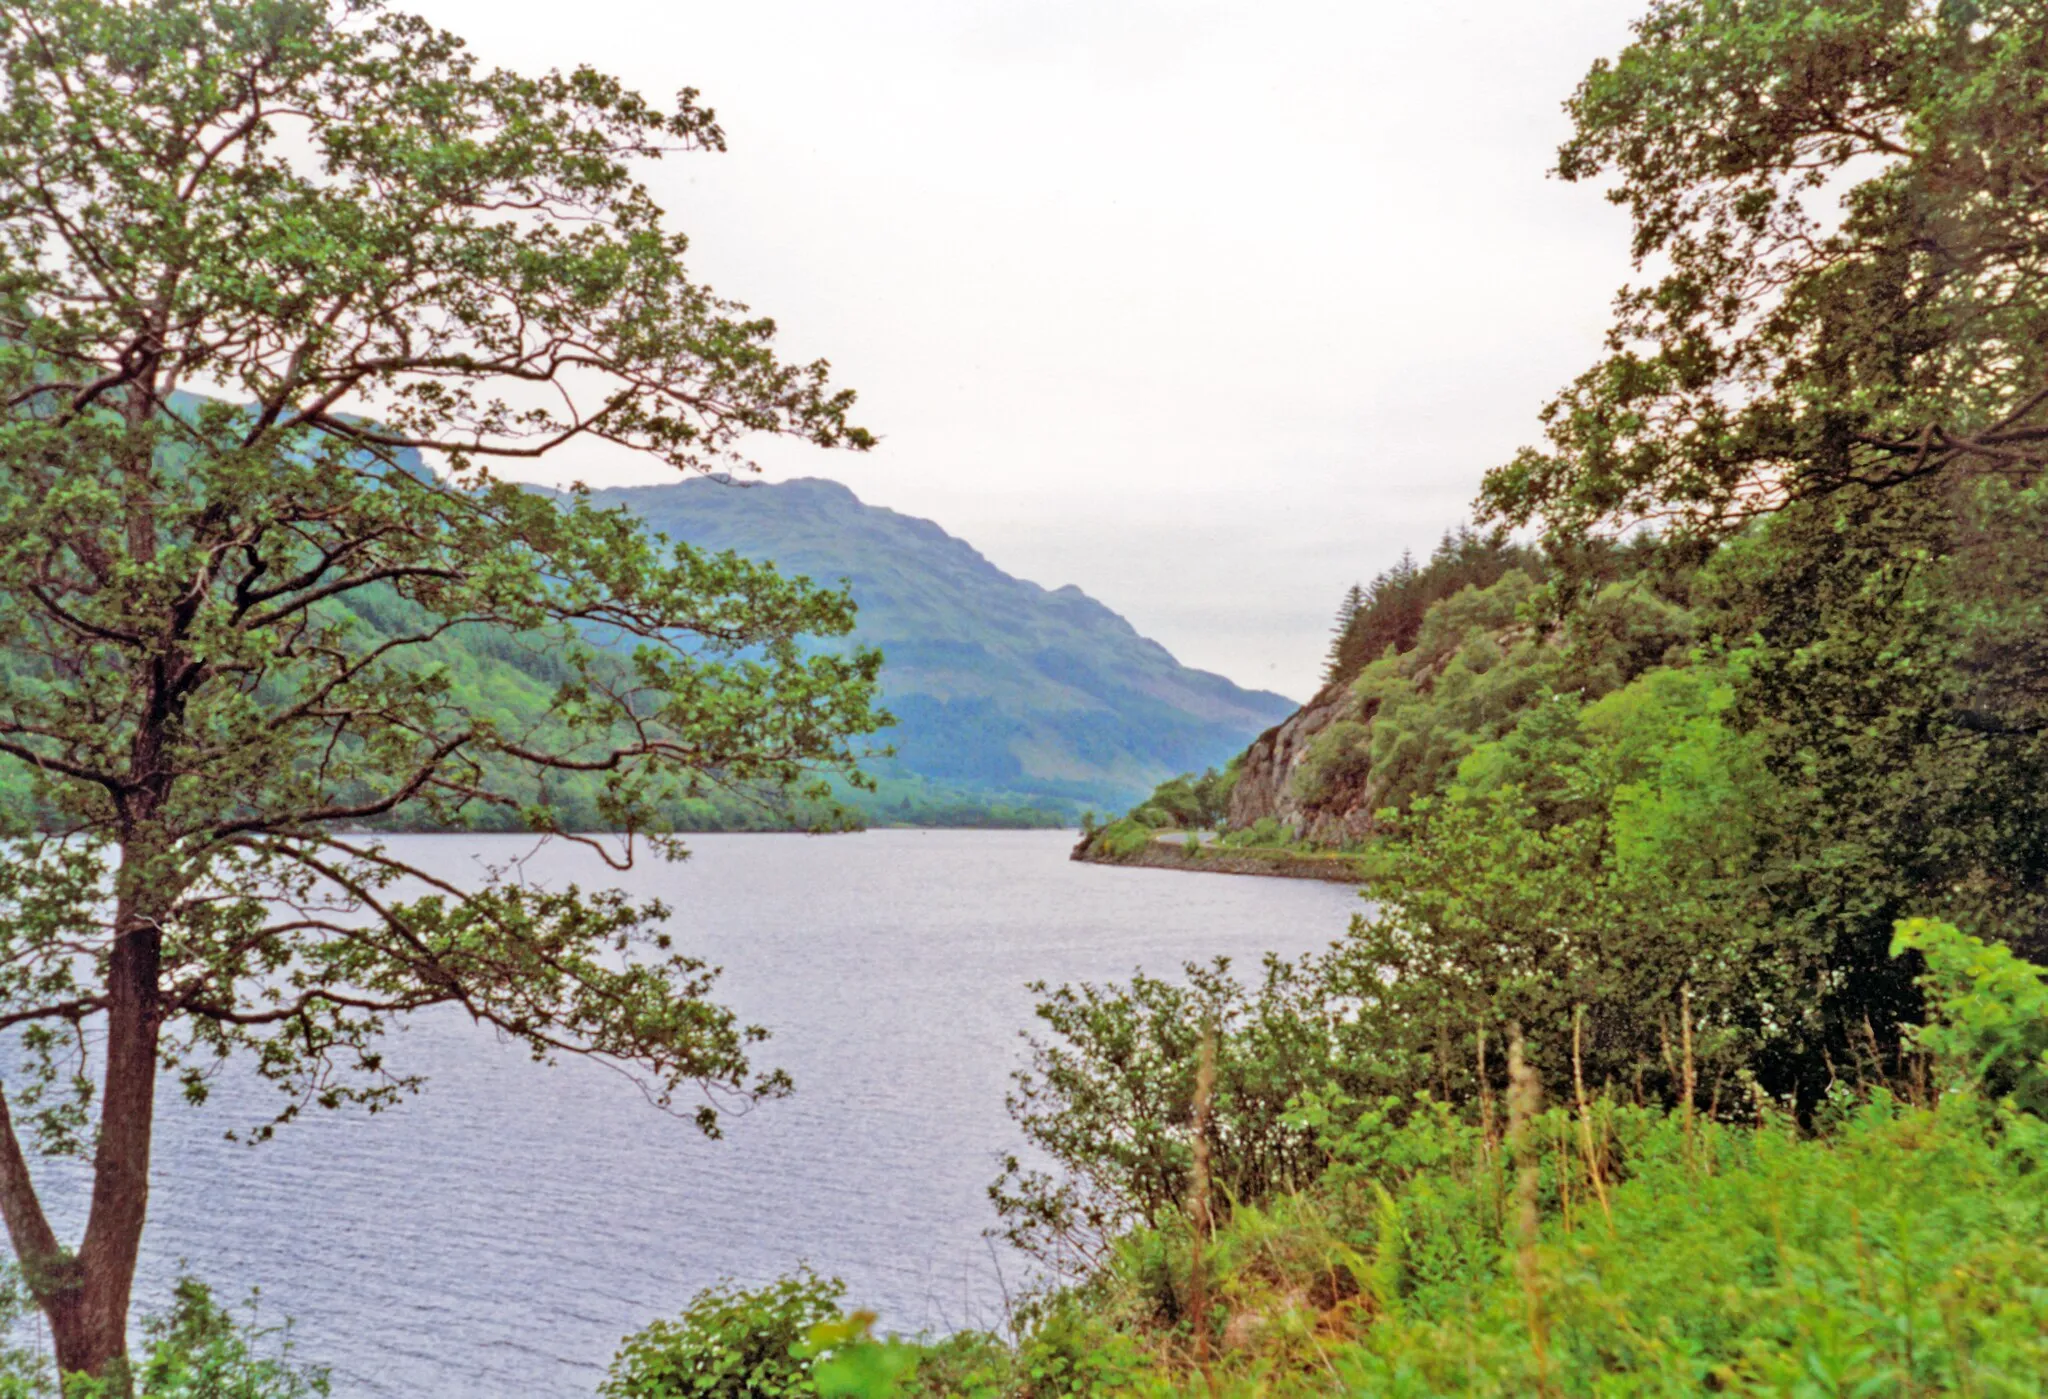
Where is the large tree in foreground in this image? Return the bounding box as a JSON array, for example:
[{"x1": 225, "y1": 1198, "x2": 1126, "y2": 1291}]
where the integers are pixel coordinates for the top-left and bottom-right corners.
[
  {"x1": 1481, "y1": 0, "x2": 2048, "y2": 539},
  {"x1": 0, "y1": 0, "x2": 883, "y2": 1383},
  {"x1": 1478, "y1": 0, "x2": 2048, "y2": 1084}
]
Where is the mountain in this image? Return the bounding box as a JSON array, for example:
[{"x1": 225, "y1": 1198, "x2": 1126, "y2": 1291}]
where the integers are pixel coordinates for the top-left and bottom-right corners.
[{"x1": 591, "y1": 476, "x2": 1297, "y2": 819}]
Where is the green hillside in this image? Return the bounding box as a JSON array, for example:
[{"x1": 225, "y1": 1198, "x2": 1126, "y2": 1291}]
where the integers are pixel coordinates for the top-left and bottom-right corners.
[
  {"x1": 0, "y1": 452, "x2": 1287, "y2": 832},
  {"x1": 588, "y1": 477, "x2": 1297, "y2": 821}
]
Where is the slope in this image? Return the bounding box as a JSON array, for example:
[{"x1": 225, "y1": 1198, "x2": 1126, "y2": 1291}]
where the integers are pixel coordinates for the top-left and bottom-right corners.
[{"x1": 592, "y1": 476, "x2": 1297, "y2": 818}]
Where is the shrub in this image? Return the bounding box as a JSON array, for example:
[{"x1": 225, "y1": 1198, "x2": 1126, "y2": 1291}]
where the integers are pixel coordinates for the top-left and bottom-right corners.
[
  {"x1": 1217, "y1": 817, "x2": 1289, "y2": 850},
  {"x1": 4, "y1": 1275, "x2": 332, "y2": 1399},
  {"x1": 1289, "y1": 720, "x2": 1370, "y2": 806},
  {"x1": 1896, "y1": 916, "x2": 2048, "y2": 1114},
  {"x1": 990, "y1": 957, "x2": 1337, "y2": 1274},
  {"x1": 1092, "y1": 820, "x2": 1155, "y2": 860},
  {"x1": 603, "y1": 1270, "x2": 848, "y2": 1399},
  {"x1": 130, "y1": 1279, "x2": 329, "y2": 1399}
]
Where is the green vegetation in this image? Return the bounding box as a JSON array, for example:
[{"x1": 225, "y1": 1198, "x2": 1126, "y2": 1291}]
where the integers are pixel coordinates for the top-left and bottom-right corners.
[
  {"x1": 0, "y1": 0, "x2": 880, "y2": 1385},
  {"x1": 1088, "y1": 819, "x2": 1160, "y2": 861},
  {"x1": 609, "y1": 922, "x2": 2048, "y2": 1398},
  {"x1": 602, "y1": 1270, "x2": 852, "y2": 1399},
  {"x1": 1320, "y1": 530, "x2": 1542, "y2": 692},
  {"x1": 6, "y1": 0, "x2": 2048, "y2": 1393},
  {"x1": 0, "y1": 1273, "x2": 331, "y2": 1397},
  {"x1": 991, "y1": 2, "x2": 2048, "y2": 1393},
  {"x1": 1127, "y1": 764, "x2": 1239, "y2": 832}
]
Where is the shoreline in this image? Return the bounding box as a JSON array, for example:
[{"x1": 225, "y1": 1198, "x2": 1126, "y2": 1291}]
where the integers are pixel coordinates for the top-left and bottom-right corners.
[{"x1": 1068, "y1": 832, "x2": 1368, "y2": 884}]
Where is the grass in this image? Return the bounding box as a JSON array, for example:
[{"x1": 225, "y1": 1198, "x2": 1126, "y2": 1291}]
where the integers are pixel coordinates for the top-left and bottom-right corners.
[{"x1": 858, "y1": 1091, "x2": 2048, "y2": 1398}]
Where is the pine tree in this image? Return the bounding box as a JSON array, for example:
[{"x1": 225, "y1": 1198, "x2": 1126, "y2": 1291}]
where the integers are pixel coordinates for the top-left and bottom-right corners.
[{"x1": 1322, "y1": 583, "x2": 1368, "y2": 685}]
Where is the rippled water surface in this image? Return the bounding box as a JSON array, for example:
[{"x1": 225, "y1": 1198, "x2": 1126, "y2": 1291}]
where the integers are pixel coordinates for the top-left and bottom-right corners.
[{"x1": 39, "y1": 830, "x2": 1360, "y2": 1396}]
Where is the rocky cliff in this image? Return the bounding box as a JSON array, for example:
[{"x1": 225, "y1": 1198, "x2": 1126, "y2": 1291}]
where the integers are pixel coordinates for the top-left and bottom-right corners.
[{"x1": 1225, "y1": 681, "x2": 1373, "y2": 844}]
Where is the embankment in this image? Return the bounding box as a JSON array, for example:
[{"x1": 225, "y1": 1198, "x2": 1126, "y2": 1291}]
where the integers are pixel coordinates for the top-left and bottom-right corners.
[{"x1": 1070, "y1": 831, "x2": 1366, "y2": 884}]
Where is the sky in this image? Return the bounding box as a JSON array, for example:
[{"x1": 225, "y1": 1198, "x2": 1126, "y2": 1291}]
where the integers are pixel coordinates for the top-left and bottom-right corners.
[{"x1": 413, "y1": 0, "x2": 1649, "y2": 702}]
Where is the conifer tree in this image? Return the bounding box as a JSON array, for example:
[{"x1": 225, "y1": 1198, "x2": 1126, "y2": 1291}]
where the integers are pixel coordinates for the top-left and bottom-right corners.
[{"x1": 1321, "y1": 584, "x2": 1366, "y2": 685}]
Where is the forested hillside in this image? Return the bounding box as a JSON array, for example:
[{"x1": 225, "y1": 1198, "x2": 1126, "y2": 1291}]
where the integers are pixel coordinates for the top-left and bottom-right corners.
[
  {"x1": 0, "y1": 471, "x2": 1290, "y2": 831},
  {"x1": 593, "y1": 477, "x2": 1296, "y2": 822},
  {"x1": 1004, "y1": 3, "x2": 2048, "y2": 1388}
]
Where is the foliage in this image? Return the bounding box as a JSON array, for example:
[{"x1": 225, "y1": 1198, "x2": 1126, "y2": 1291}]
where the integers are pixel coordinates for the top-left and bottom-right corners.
[
  {"x1": 1706, "y1": 482, "x2": 2048, "y2": 1020},
  {"x1": 1315, "y1": 1092, "x2": 2048, "y2": 1399},
  {"x1": 801, "y1": 1314, "x2": 923, "y2": 1399},
  {"x1": 1897, "y1": 918, "x2": 2048, "y2": 1116},
  {"x1": 1032, "y1": 660, "x2": 1811, "y2": 1247},
  {"x1": 1213, "y1": 818, "x2": 1291, "y2": 851},
  {"x1": 821, "y1": 933, "x2": 2048, "y2": 1399},
  {"x1": 990, "y1": 957, "x2": 1335, "y2": 1275},
  {"x1": 1098, "y1": 764, "x2": 1240, "y2": 842},
  {"x1": 1244, "y1": 502, "x2": 2044, "y2": 1110},
  {"x1": 1087, "y1": 820, "x2": 1157, "y2": 861},
  {"x1": 0, "y1": 1274, "x2": 328, "y2": 1399},
  {"x1": 1319, "y1": 584, "x2": 1366, "y2": 686},
  {"x1": 1482, "y1": 0, "x2": 2048, "y2": 541},
  {"x1": 0, "y1": 1265, "x2": 51, "y2": 1398},
  {"x1": 1286, "y1": 721, "x2": 1370, "y2": 809},
  {"x1": 1338, "y1": 570, "x2": 1695, "y2": 820},
  {"x1": 125, "y1": 1280, "x2": 329, "y2": 1399},
  {"x1": 1340, "y1": 660, "x2": 1805, "y2": 1101},
  {"x1": 0, "y1": 0, "x2": 884, "y2": 1381},
  {"x1": 880, "y1": 1094, "x2": 2048, "y2": 1398},
  {"x1": 1441, "y1": 0, "x2": 2048, "y2": 1106},
  {"x1": 1320, "y1": 530, "x2": 1541, "y2": 693},
  {"x1": 603, "y1": 1270, "x2": 850, "y2": 1399}
]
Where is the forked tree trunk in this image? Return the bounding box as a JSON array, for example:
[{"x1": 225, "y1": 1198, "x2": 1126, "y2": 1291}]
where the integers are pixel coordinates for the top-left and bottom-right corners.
[
  {"x1": 56, "y1": 899, "x2": 164, "y2": 1387},
  {"x1": 0, "y1": 851, "x2": 167, "y2": 1393}
]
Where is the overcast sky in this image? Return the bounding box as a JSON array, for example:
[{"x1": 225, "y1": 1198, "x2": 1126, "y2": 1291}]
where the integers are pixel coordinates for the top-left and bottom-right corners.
[{"x1": 413, "y1": 0, "x2": 1647, "y2": 702}]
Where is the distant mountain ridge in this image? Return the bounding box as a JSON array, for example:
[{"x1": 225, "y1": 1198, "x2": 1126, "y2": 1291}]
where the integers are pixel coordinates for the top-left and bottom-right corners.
[{"x1": 592, "y1": 476, "x2": 1296, "y2": 817}]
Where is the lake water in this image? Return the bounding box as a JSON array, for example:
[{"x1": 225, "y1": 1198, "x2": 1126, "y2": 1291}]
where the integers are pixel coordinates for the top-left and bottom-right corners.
[{"x1": 31, "y1": 830, "x2": 1362, "y2": 1396}]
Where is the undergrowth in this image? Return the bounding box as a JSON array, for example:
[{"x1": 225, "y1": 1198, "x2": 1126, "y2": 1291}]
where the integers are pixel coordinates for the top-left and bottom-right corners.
[{"x1": 629, "y1": 919, "x2": 2048, "y2": 1397}]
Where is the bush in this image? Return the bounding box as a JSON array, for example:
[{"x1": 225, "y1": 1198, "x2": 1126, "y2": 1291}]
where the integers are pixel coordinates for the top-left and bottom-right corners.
[
  {"x1": 130, "y1": 1279, "x2": 329, "y2": 1399},
  {"x1": 1, "y1": 1275, "x2": 331, "y2": 1399},
  {"x1": 1110, "y1": 766, "x2": 1239, "y2": 837},
  {"x1": 1085, "y1": 819, "x2": 1154, "y2": 860},
  {"x1": 990, "y1": 956, "x2": 1337, "y2": 1274},
  {"x1": 1288, "y1": 720, "x2": 1370, "y2": 806},
  {"x1": 603, "y1": 1270, "x2": 848, "y2": 1399},
  {"x1": 1897, "y1": 917, "x2": 2048, "y2": 1115},
  {"x1": 1217, "y1": 817, "x2": 1290, "y2": 849}
]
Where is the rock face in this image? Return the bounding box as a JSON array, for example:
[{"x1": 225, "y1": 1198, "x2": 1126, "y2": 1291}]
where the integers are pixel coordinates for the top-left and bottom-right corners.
[{"x1": 1226, "y1": 681, "x2": 1375, "y2": 844}]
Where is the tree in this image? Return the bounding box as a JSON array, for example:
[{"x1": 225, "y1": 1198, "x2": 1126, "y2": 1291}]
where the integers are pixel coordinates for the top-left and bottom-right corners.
[
  {"x1": 1481, "y1": 0, "x2": 2048, "y2": 541},
  {"x1": 1336, "y1": 668, "x2": 1785, "y2": 1105},
  {"x1": 1320, "y1": 583, "x2": 1364, "y2": 686},
  {"x1": 1473, "y1": 0, "x2": 2048, "y2": 1082},
  {"x1": 0, "y1": 0, "x2": 882, "y2": 1383}
]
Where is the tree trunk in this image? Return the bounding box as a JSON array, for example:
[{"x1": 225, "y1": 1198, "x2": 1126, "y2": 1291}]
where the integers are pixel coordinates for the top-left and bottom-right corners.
[
  {"x1": 0, "y1": 1089, "x2": 85, "y2": 1372},
  {"x1": 41, "y1": 857, "x2": 166, "y2": 1391}
]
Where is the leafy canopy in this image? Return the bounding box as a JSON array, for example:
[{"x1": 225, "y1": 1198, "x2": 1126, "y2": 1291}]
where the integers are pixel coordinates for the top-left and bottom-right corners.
[
  {"x1": 1483, "y1": 0, "x2": 2048, "y2": 540},
  {"x1": 0, "y1": 0, "x2": 881, "y2": 1380}
]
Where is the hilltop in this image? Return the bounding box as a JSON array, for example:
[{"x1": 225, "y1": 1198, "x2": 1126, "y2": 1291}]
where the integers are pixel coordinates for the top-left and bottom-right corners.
[{"x1": 592, "y1": 476, "x2": 1296, "y2": 822}]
